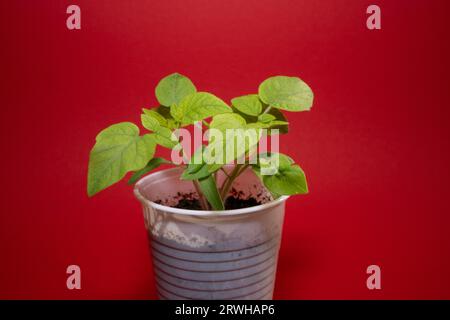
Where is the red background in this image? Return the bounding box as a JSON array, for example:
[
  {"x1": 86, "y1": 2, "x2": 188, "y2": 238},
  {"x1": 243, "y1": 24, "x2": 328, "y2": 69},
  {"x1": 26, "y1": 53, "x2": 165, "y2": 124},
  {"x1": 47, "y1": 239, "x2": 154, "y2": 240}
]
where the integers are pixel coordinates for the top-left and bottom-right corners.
[{"x1": 1, "y1": 0, "x2": 450, "y2": 299}]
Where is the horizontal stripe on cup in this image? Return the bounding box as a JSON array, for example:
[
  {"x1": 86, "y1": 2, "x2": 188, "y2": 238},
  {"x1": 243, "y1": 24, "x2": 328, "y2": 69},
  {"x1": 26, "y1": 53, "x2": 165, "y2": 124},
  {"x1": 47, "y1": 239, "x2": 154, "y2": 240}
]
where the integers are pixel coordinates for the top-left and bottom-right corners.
[
  {"x1": 153, "y1": 251, "x2": 276, "y2": 273},
  {"x1": 152, "y1": 255, "x2": 277, "y2": 282},
  {"x1": 154, "y1": 266, "x2": 275, "y2": 293},
  {"x1": 150, "y1": 235, "x2": 279, "y2": 254},
  {"x1": 156, "y1": 283, "x2": 274, "y2": 301},
  {"x1": 151, "y1": 244, "x2": 278, "y2": 272},
  {"x1": 153, "y1": 260, "x2": 277, "y2": 283},
  {"x1": 155, "y1": 271, "x2": 274, "y2": 300},
  {"x1": 157, "y1": 294, "x2": 167, "y2": 300},
  {"x1": 154, "y1": 262, "x2": 276, "y2": 291},
  {"x1": 156, "y1": 284, "x2": 191, "y2": 300},
  {"x1": 156, "y1": 289, "x2": 167, "y2": 300},
  {"x1": 156, "y1": 287, "x2": 185, "y2": 300},
  {"x1": 156, "y1": 277, "x2": 274, "y2": 300},
  {"x1": 246, "y1": 283, "x2": 275, "y2": 300},
  {"x1": 151, "y1": 237, "x2": 280, "y2": 263},
  {"x1": 229, "y1": 280, "x2": 275, "y2": 300}
]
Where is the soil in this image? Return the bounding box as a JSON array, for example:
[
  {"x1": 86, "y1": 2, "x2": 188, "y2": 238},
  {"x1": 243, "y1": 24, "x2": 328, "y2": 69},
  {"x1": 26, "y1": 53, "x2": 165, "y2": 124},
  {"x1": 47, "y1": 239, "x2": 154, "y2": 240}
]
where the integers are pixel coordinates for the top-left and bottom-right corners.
[
  {"x1": 174, "y1": 198, "x2": 203, "y2": 210},
  {"x1": 156, "y1": 188, "x2": 262, "y2": 210}
]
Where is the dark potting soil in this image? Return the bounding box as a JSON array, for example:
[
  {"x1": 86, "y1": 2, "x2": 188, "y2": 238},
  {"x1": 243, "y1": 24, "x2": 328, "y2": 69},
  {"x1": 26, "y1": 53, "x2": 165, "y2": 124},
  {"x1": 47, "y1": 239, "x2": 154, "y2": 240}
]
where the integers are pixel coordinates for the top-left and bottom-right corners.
[
  {"x1": 156, "y1": 188, "x2": 262, "y2": 210},
  {"x1": 175, "y1": 198, "x2": 203, "y2": 210},
  {"x1": 224, "y1": 196, "x2": 260, "y2": 209}
]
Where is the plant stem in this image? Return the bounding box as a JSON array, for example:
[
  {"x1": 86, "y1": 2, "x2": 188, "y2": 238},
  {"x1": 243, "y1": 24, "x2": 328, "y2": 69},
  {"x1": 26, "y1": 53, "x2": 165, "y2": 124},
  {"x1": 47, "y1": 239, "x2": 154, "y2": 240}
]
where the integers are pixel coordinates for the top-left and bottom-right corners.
[
  {"x1": 220, "y1": 165, "x2": 239, "y2": 195},
  {"x1": 219, "y1": 164, "x2": 249, "y2": 199},
  {"x1": 262, "y1": 106, "x2": 272, "y2": 114},
  {"x1": 193, "y1": 180, "x2": 210, "y2": 210},
  {"x1": 220, "y1": 167, "x2": 230, "y2": 178},
  {"x1": 178, "y1": 136, "x2": 210, "y2": 210},
  {"x1": 237, "y1": 163, "x2": 250, "y2": 176}
]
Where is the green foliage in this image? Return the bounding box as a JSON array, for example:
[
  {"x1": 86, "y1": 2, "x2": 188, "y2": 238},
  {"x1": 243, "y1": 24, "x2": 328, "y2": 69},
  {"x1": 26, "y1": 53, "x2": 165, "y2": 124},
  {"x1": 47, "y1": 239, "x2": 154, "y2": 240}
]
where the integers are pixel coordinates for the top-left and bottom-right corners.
[
  {"x1": 263, "y1": 165, "x2": 308, "y2": 195},
  {"x1": 198, "y1": 175, "x2": 224, "y2": 210},
  {"x1": 210, "y1": 113, "x2": 246, "y2": 131},
  {"x1": 258, "y1": 76, "x2": 314, "y2": 111},
  {"x1": 208, "y1": 129, "x2": 260, "y2": 165},
  {"x1": 146, "y1": 106, "x2": 178, "y2": 129},
  {"x1": 87, "y1": 122, "x2": 156, "y2": 196},
  {"x1": 142, "y1": 108, "x2": 168, "y2": 126},
  {"x1": 128, "y1": 157, "x2": 170, "y2": 185},
  {"x1": 181, "y1": 148, "x2": 212, "y2": 180},
  {"x1": 88, "y1": 73, "x2": 314, "y2": 211},
  {"x1": 155, "y1": 73, "x2": 196, "y2": 107},
  {"x1": 258, "y1": 114, "x2": 276, "y2": 123},
  {"x1": 265, "y1": 108, "x2": 289, "y2": 134},
  {"x1": 232, "y1": 104, "x2": 289, "y2": 135},
  {"x1": 171, "y1": 92, "x2": 231, "y2": 126},
  {"x1": 231, "y1": 94, "x2": 262, "y2": 116},
  {"x1": 252, "y1": 153, "x2": 308, "y2": 196},
  {"x1": 141, "y1": 114, "x2": 178, "y2": 148}
]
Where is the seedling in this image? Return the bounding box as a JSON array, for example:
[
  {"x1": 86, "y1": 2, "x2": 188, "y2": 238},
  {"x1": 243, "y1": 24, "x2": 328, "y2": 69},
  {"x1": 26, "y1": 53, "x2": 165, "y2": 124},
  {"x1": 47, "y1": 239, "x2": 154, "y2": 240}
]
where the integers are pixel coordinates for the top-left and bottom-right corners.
[{"x1": 87, "y1": 73, "x2": 314, "y2": 210}]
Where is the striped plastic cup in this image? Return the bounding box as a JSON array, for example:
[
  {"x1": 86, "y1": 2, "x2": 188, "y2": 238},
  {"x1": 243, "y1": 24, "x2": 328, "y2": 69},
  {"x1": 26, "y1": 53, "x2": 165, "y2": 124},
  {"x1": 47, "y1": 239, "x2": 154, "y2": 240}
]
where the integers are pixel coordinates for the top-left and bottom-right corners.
[{"x1": 134, "y1": 166, "x2": 288, "y2": 300}]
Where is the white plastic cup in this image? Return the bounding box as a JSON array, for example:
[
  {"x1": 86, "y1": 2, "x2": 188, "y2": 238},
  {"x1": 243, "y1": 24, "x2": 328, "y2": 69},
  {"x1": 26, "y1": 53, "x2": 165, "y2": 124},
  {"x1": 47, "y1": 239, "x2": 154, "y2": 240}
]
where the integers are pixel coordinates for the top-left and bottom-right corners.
[{"x1": 134, "y1": 166, "x2": 288, "y2": 300}]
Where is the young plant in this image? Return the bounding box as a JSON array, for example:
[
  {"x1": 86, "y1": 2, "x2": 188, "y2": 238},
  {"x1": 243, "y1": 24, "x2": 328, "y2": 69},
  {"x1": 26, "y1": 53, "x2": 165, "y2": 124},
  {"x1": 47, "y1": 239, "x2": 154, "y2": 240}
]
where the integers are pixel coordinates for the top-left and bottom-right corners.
[{"x1": 87, "y1": 73, "x2": 314, "y2": 210}]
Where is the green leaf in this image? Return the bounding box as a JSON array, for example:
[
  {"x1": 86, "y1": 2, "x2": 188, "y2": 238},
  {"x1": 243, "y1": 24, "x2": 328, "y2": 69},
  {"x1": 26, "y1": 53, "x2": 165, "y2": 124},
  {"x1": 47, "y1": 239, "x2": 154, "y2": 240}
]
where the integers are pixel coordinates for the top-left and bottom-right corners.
[
  {"x1": 210, "y1": 113, "x2": 246, "y2": 131},
  {"x1": 170, "y1": 104, "x2": 184, "y2": 123},
  {"x1": 258, "y1": 76, "x2": 314, "y2": 111},
  {"x1": 155, "y1": 73, "x2": 196, "y2": 107},
  {"x1": 181, "y1": 164, "x2": 211, "y2": 180},
  {"x1": 258, "y1": 114, "x2": 276, "y2": 123},
  {"x1": 87, "y1": 122, "x2": 156, "y2": 196},
  {"x1": 204, "y1": 126, "x2": 261, "y2": 169},
  {"x1": 141, "y1": 113, "x2": 160, "y2": 132},
  {"x1": 269, "y1": 120, "x2": 288, "y2": 126},
  {"x1": 141, "y1": 114, "x2": 178, "y2": 148},
  {"x1": 128, "y1": 157, "x2": 171, "y2": 185},
  {"x1": 263, "y1": 165, "x2": 308, "y2": 195},
  {"x1": 142, "y1": 108, "x2": 167, "y2": 127},
  {"x1": 152, "y1": 127, "x2": 178, "y2": 148},
  {"x1": 154, "y1": 106, "x2": 178, "y2": 129},
  {"x1": 257, "y1": 152, "x2": 294, "y2": 169},
  {"x1": 252, "y1": 153, "x2": 308, "y2": 196},
  {"x1": 198, "y1": 175, "x2": 224, "y2": 210},
  {"x1": 244, "y1": 122, "x2": 268, "y2": 129},
  {"x1": 266, "y1": 108, "x2": 289, "y2": 134},
  {"x1": 232, "y1": 105, "x2": 289, "y2": 134},
  {"x1": 181, "y1": 154, "x2": 212, "y2": 180},
  {"x1": 244, "y1": 120, "x2": 288, "y2": 131},
  {"x1": 181, "y1": 147, "x2": 212, "y2": 180},
  {"x1": 231, "y1": 107, "x2": 258, "y2": 123},
  {"x1": 207, "y1": 114, "x2": 255, "y2": 167},
  {"x1": 181, "y1": 147, "x2": 224, "y2": 208},
  {"x1": 171, "y1": 92, "x2": 231, "y2": 126},
  {"x1": 231, "y1": 94, "x2": 262, "y2": 116}
]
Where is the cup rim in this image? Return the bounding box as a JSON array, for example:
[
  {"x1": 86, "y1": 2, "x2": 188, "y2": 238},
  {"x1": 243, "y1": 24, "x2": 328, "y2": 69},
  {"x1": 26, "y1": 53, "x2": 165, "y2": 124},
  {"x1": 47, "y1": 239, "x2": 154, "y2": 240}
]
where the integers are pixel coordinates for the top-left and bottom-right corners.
[{"x1": 134, "y1": 167, "x2": 289, "y2": 217}]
